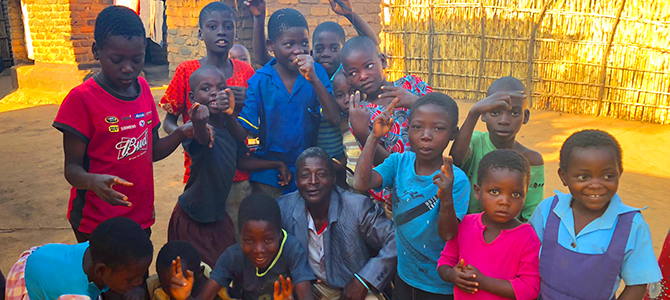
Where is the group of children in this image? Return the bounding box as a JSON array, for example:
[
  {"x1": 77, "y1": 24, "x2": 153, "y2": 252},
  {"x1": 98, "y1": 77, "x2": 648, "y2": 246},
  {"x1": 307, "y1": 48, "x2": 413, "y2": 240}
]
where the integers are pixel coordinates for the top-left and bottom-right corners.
[{"x1": 2, "y1": 0, "x2": 667, "y2": 300}]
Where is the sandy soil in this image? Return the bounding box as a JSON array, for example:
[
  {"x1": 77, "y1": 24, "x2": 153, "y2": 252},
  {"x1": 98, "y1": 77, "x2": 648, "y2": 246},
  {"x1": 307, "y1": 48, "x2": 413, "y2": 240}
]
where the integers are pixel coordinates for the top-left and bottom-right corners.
[{"x1": 0, "y1": 92, "x2": 669, "y2": 279}]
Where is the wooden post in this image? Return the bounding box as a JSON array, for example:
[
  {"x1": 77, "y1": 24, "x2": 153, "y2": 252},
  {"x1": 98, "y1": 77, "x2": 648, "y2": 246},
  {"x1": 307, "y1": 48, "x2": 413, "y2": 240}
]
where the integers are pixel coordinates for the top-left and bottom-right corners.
[
  {"x1": 427, "y1": 0, "x2": 435, "y2": 86},
  {"x1": 403, "y1": 9, "x2": 409, "y2": 77},
  {"x1": 596, "y1": 0, "x2": 627, "y2": 116},
  {"x1": 475, "y1": 0, "x2": 486, "y2": 100},
  {"x1": 526, "y1": 0, "x2": 555, "y2": 108}
]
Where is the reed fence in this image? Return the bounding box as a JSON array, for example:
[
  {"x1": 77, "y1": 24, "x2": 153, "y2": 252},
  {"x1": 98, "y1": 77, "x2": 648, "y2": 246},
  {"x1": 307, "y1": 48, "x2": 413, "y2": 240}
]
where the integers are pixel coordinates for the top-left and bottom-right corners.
[{"x1": 380, "y1": 0, "x2": 670, "y2": 124}]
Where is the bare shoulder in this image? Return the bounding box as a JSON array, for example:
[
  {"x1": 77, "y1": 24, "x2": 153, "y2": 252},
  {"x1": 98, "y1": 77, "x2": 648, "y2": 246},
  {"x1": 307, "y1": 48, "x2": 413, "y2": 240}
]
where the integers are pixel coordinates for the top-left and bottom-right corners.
[{"x1": 516, "y1": 143, "x2": 544, "y2": 166}]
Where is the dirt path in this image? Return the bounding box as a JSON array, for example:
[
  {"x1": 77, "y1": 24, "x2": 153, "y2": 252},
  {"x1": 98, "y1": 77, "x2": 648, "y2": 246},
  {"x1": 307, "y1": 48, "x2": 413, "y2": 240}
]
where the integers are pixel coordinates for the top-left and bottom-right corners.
[{"x1": 1, "y1": 93, "x2": 669, "y2": 276}]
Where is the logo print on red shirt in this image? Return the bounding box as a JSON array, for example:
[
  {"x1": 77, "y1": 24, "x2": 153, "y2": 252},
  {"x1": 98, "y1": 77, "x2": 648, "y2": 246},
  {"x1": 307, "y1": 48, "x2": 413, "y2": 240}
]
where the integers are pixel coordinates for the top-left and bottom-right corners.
[{"x1": 115, "y1": 129, "x2": 148, "y2": 160}]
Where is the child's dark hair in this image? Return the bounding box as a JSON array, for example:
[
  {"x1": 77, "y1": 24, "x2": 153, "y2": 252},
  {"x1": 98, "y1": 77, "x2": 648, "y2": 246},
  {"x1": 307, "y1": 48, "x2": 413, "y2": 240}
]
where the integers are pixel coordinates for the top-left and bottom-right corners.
[
  {"x1": 313, "y1": 21, "x2": 346, "y2": 44},
  {"x1": 238, "y1": 194, "x2": 283, "y2": 234},
  {"x1": 559, "y1": 129, "x2": 623, "y2": 172},
  {"x1": 341, "y1": 36, "x2": 379, "y2": 60},
  {"x1": 296, "y1": 147, "x2": 335, "y2": 176},
  {"x1": 156, "y1": 241, "x2": 201, "y2": 275},
  {"x1": 267, "y1": 8, "x2": 308, "y2": 41},
  {"x1": 189, "y1": 65, "x2": 225, "y2": 93},
  {"x1": 409, "y1": 92, "x2": 459, "y2": 129},
  {"x1": 89, "y1": 217, "x2": 153, "y2": 269},
  {"x1": 94, "y1": 6, "x2": 146, "y2": 49},
  {"x1": 486, "y1": 76, "x2": 526, "y2": 96},
  {"x1": 477, "y1": 149, "x2": 530, "y2": 186},
  {"x1": 199, "y1": 2, "x2": 236, "y2": 27}
]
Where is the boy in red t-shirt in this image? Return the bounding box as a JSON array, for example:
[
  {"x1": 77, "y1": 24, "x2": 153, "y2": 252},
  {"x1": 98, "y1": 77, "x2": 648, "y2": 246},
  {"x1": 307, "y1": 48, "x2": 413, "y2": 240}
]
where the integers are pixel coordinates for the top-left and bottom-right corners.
[
  {"x1": 53, "y1": 6, "x2": 199, "y2": 243},
  {"x1": 159, "y1": 2, "x2": 274, "y2": 238}
]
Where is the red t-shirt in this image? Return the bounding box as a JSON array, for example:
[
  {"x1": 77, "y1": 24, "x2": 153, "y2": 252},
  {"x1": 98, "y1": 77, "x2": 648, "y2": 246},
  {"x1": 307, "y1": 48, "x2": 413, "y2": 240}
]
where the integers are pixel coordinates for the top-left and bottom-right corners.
[
  {"x1": 53, "y1": 77, "x2": 160, "y2": 233},
  {"x1": 160, "y1": 59, "x2": 255, "y2": 183}
]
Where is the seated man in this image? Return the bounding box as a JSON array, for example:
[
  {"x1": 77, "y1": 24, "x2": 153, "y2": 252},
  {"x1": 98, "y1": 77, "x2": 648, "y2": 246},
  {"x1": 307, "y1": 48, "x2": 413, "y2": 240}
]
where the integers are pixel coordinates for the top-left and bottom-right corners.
[{"x1": 277, "y1": 147, "x2": 397, "y2": 300}]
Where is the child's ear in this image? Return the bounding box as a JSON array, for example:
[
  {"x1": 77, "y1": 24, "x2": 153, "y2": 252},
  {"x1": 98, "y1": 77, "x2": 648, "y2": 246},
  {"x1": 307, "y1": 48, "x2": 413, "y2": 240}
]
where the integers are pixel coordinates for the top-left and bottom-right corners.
[
  {"x1": 189, "y1": 91, "x2": 195, "y2": 104},
  {"x1": 558, "y1": 168, "x2": 568, "y2": 186},
  {"x1": 473, "y1": 184, "x2": 481, "y2": 201},
  {"x1": 523, "y1": 109, "x2": 530, "y2": 124},
  {"x1": 198, "y1": 28, "x2": 203, "y2": 41},
  {"x1": 92, "y1": 42, "x2": 100, "y2": 61},
  {"x1": 480, "y1": 113, "x2": 487, "y2": 123},
  {"x1": 379, "y1": 53, "x2": 388, "y2": 69},
  {"x1": 450, "y1": 126, "x2": 459, "y2": 141},
  {"x1": 93, "y1": 262, "x2": 109, "y2": 281},
  {"x1": 266, "y1": 39, "x2": 274, "y2": 54}
]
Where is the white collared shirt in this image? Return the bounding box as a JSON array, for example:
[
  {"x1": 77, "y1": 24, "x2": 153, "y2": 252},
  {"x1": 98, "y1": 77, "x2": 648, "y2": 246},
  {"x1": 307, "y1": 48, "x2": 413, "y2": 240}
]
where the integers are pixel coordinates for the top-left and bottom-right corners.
[{"x1": 307, "y1": 212, "x2": 327, "y2": 281}]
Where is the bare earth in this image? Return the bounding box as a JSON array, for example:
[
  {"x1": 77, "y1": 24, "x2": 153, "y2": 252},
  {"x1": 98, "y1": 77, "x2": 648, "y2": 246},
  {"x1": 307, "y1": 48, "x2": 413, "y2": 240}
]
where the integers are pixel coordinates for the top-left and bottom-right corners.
[{"x1": 1, "y1": 91, "x2": 669, "y2": 279}]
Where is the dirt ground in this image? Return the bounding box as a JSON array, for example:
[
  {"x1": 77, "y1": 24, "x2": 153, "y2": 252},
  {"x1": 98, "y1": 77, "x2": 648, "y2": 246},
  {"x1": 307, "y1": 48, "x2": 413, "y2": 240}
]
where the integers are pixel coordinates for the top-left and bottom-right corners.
[{"x1": 1, "y1": 89, "x2": 669, "y2": 278}]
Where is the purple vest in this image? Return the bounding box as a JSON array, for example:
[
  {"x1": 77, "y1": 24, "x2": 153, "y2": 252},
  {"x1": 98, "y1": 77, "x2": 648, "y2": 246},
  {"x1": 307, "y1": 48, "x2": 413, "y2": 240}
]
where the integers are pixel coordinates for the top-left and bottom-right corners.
[{"x1": 539, "y1": 196, "x2": 636, "y2": 300}]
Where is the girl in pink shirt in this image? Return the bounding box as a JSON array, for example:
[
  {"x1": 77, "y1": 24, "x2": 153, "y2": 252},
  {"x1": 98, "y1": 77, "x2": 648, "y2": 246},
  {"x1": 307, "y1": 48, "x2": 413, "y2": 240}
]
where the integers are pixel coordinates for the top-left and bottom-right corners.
[{"x1": 437, "y1": 150, "x2": 540, "y2": 300}]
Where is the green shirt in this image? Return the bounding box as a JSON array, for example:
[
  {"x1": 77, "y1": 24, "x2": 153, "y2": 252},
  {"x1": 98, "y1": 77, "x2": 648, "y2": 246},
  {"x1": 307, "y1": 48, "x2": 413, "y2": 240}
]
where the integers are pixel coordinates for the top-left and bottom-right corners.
[{"x1": 461, "y1": 131, "x2": 545, "y2": 222}]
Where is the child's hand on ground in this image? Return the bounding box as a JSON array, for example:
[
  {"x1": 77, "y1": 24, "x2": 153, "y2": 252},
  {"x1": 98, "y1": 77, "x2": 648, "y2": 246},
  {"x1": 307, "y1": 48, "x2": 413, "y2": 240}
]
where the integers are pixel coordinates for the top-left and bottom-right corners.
[
  {"x1": 181, "y1": 121, "x2": 216, "y2": 148},
  {"x1": 473, "y1": 91, "x2": 525, "y2": 115},
  {"x1": 449, "y1": 259, "x2": 478, "y2": 294},
  {"x1": 244, "y1": 0, "x2": 266, "y2": 16},
  {"x1": 348, "y1": 91, "x2": 371, "y2": 136},
  {"x1": 169, "y1": 256, "x2": 194, "y2": 300},
  {"x1": 296, "y1": 55, "x2": 317, "y2": 82},
  {"x1": 91, "y1": 175, "x2": 133, "y2": 206},
  {"x1": 228, "y1": 86, "x2": 247, "y2": 109},
  {"x1": 328, "y1": 0, "x2": 353, "y2": 15},
  {"x1": 276, "y1": 161, "x2": 292, "y2": 187},
  {"x1": 341, "y1": 276, "x2": 369, "y2": 300},
  {"x1": 371, "y1": 98, "x2": 399, "y2": 139},
  {"x1": 188, "y1": 102, "x2": 210, "y2": 126},
  {"x1": 378, "y1": 85, "x2": 418, "y2": 109},
  {"x1": 433, "y1": 156, "x2": 454, "y2": 203},
  {"x1": 273, "y1": 275, "x2": 294, "y2": 300},
  {"x1": 221, "y1": 89, "x2": 236, "y2": 115}
]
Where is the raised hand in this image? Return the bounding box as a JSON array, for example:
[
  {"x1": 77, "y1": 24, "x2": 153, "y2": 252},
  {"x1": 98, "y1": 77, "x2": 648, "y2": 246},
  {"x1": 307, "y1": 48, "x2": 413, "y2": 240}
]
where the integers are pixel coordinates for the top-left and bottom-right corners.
[
  {"x1": 378, "y1": 85, "x2": 419, "y2": 109},
  {"x1": 273, "y1": 275, "x2": 294, "y2": 300},
  {"x1": 433, "y1": 156, "x2": 455, "y2": 203},
  {"x1": 371, "y1": 98, "x2": 399, "y2": 139},
  {"x1": 276, "y1": 162, "x2": 293, "y2": 187},
  {"x1": 244, "y1": 0, "x2": 266, "y2": 16},
  {"x1": 328, "y1": 0, "x2": 353, "y2": 15},
  {"x1": 91, "y1": 175, "x2": 133, "y2": 206},
  {"x1": 169, "y1": 256, "x2": 194, "y2": 300},
  {"x1": 227, "y1": 86, "x2": 247, "y2": 109},
  {"x1": 188, "y1": 102, "x2": 210, "y2": 127},
  {"x1": 296, "y1": 55, "x2": 317, "y2": 82},
  {"x1": 348, "y1": 91, "x2": 371, "y2": 135},
  {"x1": 472, "y1": 91, "x2": 525, "y2": 116},
  {"x1": 450, "y1": 259, "x2": 478, "y2": 294},
  {"x1": 181, "y1": 121, "x2": 215, "y2": 148},
  {"x1": 222, "y1": 88, "x2": 236, "y2": 115}
]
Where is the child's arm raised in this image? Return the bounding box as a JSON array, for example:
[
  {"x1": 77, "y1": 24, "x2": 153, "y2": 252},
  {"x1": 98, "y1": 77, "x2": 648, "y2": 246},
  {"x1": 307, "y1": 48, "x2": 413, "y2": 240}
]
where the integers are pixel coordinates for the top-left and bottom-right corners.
[
  {"x1": 220, "y1": 89, "x2": 250, "y2": 143},
  {"x1": 618, "y1": 284, "x2": 647, "y2": 300},
  {"x1": 238, "y1": 156, "x2": 293, "y2": 187},
  {"x1": 297, "y1": 54, "x2": 342, "y2": 126},
  {"x1": 63, "y1": 132, "x2": 134, "y2": 207},
  {"x1": 449, "y1": 92, "x2": 523, "y2": 166},
  {"x1": 435, "y1": 156, "x2": 459, "y2": 241},
  {"x1": 163, "y1": 113, "x2": 180, "y2": 134},
  {"x1": 327, "y1": 0, "x2": 379, "y2": 45},
  {"x1": 245, "y1": 0, "x2": 272, "y2": 66},
  {"x1": 352, "y1": 98, "x2": 398, "y2": 192},
  {"x1": 348, "y1": 92, "x2": 391, "y2": 165}
]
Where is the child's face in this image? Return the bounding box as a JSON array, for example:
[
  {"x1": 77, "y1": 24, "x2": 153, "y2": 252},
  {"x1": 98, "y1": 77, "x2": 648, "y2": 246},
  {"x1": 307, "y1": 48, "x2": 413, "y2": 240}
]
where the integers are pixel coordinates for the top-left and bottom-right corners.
[
  {"x1": 342, "y1": 50, "x2": 386, "y2": 96},
  {"x1": 229, "y1": 45, "x2": 250, "y2": 63},
  {"x1": 241, "y1": 220, "x2": 281, "y2": 269},
  {"x1": 332, "y1": 72, "x2": 352, "y2": 114},
  {"x1": 482, "y1": 94, "x2": 529, "y2": 142},
  {"x1": 93, "y1": 35, "x2": 145, "y2": 90},
  {"x1": 296, "y1": 157, "x2": 335, "y2": 205},
  {"x1": 268, "y1": 27, "x2": 310, "y2": 72},
  {"x1": 199, "y1": 11, "x2": 236, "y2": 56},
  {"x1": 558, "y1": 147, "x2": 621, "y2": 213},
  {"x1": 313, "y1": 31, "x2": 344, "y2": 76},
  {"x1": 100, "y1": 257, "x2": 152, "y2": 294},
  {"x1": 408, "y1": 104, "x2": 457, "y2": 162},
  {"x1": 190, "y1": 70, "x2": 229, "y2": 115},
  {"x1": 475, "y1": 168, "x2": 527, "y2": 225}
]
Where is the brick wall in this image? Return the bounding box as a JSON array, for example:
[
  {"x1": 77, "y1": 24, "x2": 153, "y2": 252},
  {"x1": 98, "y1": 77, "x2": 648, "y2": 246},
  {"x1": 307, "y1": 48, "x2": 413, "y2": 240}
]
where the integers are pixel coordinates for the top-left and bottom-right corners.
[
  {"x1": 165, "y1": 0, "x2": 381, "y2": 76},
  {"x1": 6, "y1": 0, "x2": 26, "y2": 63},
  {"x1": 9, "y1": 0, "x2": 110, "y2": 65}
]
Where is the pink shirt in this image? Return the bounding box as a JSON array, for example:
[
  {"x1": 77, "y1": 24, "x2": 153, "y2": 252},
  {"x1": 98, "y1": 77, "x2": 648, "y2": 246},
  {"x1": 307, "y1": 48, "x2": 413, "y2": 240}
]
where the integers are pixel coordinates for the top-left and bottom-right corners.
[{"x1": 437, "y1": 213, "x2": 541, "y2": 300}]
